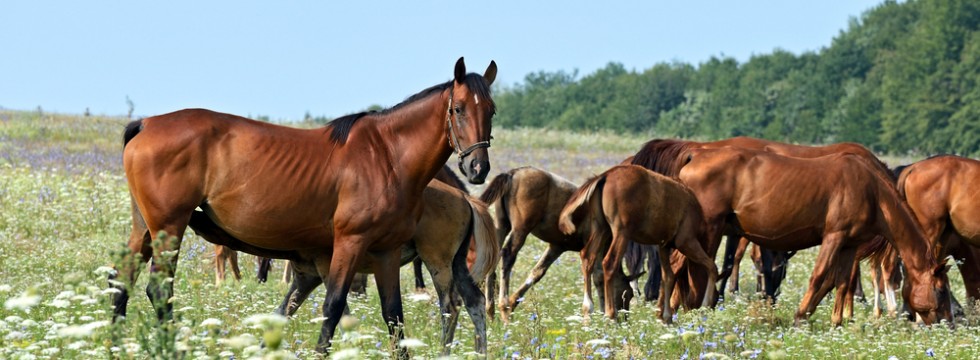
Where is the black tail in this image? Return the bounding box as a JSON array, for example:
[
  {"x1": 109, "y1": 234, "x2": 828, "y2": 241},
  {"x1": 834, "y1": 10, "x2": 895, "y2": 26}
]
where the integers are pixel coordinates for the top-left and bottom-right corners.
[{"x1": 123, "y1": 119, "x2": 143, "y2": 147}]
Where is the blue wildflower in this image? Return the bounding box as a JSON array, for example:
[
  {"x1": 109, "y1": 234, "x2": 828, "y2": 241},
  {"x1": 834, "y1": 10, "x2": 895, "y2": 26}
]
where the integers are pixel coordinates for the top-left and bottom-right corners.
[{"x1": 926, "y1": 348, "x2": 935, "y2": 357}]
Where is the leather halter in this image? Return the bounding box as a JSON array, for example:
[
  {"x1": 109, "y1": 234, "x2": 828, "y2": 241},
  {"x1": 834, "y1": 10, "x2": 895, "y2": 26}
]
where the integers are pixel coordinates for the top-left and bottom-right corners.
[{"x1": 446, "y1": 84, "x2": 490, "y2": 170}]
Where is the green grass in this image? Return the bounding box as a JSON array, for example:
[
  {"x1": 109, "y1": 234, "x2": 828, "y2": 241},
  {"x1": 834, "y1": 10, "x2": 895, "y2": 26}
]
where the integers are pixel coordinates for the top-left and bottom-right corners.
[{"x1": 1, "y1": 109, "x2": 977, "y2": 359}]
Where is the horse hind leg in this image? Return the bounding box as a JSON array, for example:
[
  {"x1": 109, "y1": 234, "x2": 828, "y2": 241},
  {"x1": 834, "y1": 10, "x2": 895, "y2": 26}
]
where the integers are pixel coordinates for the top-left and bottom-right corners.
[
  {"x1": 506, "y1": 244, "x2": 564, "y2": 319},
  {"x1": 110, "y1": 198, "x2": 154, "y2": 321},
  {"x1": 275, "y1": 263, "x2": 324, "y2": 317},
  {"x1": 673, "y1": 233, "x2": 719, "y2": 309},
  {"x1": 425, "y1": 256, "x2": 461, "y2": 355},
  {"x1": 498, "y1": 229, "x2": 529, "y2": 320},
  {"x1": 452, "y1": 238, "x2": 489, "y2": 354}
]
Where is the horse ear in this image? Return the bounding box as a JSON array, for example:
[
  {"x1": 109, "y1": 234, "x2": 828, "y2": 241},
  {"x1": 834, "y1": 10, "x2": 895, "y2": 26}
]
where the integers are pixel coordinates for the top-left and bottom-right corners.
[
  {"x1": 454, "y1": 57, "x2": 466, "y2": 83},
  {"x1": 484, "y1": 60, "x2": 497, "y2": 86}
]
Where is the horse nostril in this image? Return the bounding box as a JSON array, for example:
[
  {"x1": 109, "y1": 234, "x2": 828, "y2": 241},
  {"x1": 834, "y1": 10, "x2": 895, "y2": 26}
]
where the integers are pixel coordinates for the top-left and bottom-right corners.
[{"x1": 470, "y1": 159, "x2": 482, "y2": 174}]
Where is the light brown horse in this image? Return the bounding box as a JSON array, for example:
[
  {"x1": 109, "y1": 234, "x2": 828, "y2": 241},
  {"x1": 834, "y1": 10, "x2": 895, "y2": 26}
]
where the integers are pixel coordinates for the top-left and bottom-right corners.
[
  {"x1": 213, "y1": 245, "x2": 273, "y2": 285},
  {"x1": 479, "y1": 166, "x2": 620, "y2": 323},
  {"x1": 109, "y1": 58, "x2": 497, "y2": 354},
  {"x1": 276, "y1": 180, "x2": 499, "y2": 354},
  {"x1": 897, "y1": 155, "x2": 980, "y2": 305},
  {"x1": 559, "y1": 165, "x2": 719, "y2": 322},
  {"x1": 671, "y1": 147, "x2": 950, "y2": 325}
]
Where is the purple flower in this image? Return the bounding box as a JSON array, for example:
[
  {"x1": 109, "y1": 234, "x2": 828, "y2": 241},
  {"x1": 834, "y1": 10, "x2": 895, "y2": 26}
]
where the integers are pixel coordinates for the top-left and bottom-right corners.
[{"x1": 926, "y1": 348, "x2": 935, "y2": 357}]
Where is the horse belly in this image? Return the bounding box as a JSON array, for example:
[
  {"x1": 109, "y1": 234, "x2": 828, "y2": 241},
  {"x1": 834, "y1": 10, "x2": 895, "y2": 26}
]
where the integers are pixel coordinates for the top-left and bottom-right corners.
[
  {"x1": 739, "y1": 225, "x2": 822, "y2": 252},
  {"x1": 202, "y1": 205, "x2": 333, "y2": 250}
]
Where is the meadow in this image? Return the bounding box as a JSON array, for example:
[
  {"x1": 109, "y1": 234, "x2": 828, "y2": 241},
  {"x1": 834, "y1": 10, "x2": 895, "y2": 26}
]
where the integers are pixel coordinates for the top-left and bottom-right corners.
[{"x1": 1, "y1": 108, "x2": 978, "y2": 359}]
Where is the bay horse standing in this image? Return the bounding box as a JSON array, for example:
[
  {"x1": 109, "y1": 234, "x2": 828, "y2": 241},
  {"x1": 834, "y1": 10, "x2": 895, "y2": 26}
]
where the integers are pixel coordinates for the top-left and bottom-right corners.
[
  {"x1": 110, "y1": 58, "x2": 497, "y2": 354},
  {"x1": 558, "y1": 165, "x2": 719, "y2": 322},
  {"x1": 897, "y1": 155, "x2": 980, "y2": 307},
  {"x1": 673, "y1": 147, "x2": 950, "y2": 325}
]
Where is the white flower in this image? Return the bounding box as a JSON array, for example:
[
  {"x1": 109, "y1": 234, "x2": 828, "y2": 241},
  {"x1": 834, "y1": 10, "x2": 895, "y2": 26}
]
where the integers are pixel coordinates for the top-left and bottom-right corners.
[
  {"x1": 408, "y1": 293, "x2": 431, "y2": 302},
  {"x1": 564, "y1": 315, "x2": 585, "y2": 322},
  {"x1": 244, "y1": 313, "x2": 288, "y2": 328},
  {"x1": 67, "y1": 340, "x2": 89, "y2": 350},
  {"x1": 93, "y1": 266, "x2": 117, "y2": 277},
  {"x1": 200, "y1": 318, "x2": 222, "y2": 327},
  {"x1": 218, "y1": 334, "x2": 257, "y2": 349},
  {"x1": 0, "y1": 284, "x2": 11, "y2": 293},
  {"x1": 58, "y1": 320, "x2": 109, "y2": 338},
  {"x1": 585, "y1": 339, "x2": 611, "y2": 346},
  {"x1": 4, "y1": 292, "x2": 41, "y2": 312},
  {"x1": 48, "y1": 299, "x2": 71, "y2": 309},
  {"x1": 331, "y1": 348, "x2": 360, "y2": 360},
  {"x1": 398, "y1": 338, "x2": 426, "y2": 348}
]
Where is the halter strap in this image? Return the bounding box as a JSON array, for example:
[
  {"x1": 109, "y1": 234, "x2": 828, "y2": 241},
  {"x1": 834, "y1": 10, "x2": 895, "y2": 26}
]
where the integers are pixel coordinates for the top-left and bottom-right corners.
[{"x1": 446, "y1": 85, "x2": 490, "y2": 167}]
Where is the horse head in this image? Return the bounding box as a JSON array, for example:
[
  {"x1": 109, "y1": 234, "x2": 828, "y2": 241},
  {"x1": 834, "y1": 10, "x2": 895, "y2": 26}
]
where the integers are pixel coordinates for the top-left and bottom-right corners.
[{"x1": 447, "y1": 57, "x2": 497, "y2": 184}]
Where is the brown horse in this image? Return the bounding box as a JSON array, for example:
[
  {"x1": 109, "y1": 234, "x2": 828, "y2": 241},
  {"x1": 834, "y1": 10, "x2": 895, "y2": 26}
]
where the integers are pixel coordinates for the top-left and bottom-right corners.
[
  {"x1": 559, "y1": 165, "x2": 718, "y2": 322},
  {"x1": 897, "y1": 155, "x2": 980, "y2": 306},
  {"x1": 213, "y1": 245, "x2": 273, "y2": 284},
  {"x1": 479, "y1": 166, "x2": 616, "y2": 323},
  {"x1": 632, "y1": 137, "x2": 886, "y2": 302},
  {"x1": 669, "y1": 147, "x2": 949, "y2": 325},
  {"x1": 276, "y1": 180, "x2": 499, "y2": 354},
  {"x1": 110, "y1": 58, "x2": 497, "y2": 354}
]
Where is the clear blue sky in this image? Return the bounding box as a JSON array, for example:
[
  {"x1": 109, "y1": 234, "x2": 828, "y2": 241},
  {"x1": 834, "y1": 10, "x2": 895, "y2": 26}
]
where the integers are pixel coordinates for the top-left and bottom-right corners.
[{"x1": 1, "y1": 1, "x2": 883, "y2": 120}]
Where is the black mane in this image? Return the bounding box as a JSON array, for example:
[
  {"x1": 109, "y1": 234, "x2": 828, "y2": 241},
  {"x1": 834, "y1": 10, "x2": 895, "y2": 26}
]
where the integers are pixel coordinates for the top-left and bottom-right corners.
[{"x1": 325, "y1": 73, "x2": 494, "y2": 145}]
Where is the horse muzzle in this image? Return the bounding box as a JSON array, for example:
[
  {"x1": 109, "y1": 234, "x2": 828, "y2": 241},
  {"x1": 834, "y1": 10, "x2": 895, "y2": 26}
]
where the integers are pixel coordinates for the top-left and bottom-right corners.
[{"x1": 459, "y1": 152, "x2": 490, "y2": 184}]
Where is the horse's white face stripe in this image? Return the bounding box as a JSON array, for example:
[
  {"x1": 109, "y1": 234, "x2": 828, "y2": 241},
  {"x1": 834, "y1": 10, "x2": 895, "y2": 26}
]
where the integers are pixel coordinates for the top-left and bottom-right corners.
[{"x1": 474, "y1": 94, "x2": 480, "y2": 105}]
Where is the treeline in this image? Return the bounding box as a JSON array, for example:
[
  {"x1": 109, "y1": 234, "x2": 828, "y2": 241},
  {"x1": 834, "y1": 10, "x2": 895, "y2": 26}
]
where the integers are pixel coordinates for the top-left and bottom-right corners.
[{"x1": 492, "y1": 0, "x2": 980, "y2": 157}]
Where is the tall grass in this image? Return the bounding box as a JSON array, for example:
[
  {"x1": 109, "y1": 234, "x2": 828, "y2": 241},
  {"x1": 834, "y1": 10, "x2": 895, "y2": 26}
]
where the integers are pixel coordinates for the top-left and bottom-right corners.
[{"x1": 1, "y1": 109, "x2": 978, "y2": 359}]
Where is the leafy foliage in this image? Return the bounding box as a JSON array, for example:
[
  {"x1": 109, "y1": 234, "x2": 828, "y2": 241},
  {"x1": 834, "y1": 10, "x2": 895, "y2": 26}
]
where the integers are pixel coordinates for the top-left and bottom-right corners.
[{"x1": 493, "y1": 0, "x2": 980, "y2": 156}]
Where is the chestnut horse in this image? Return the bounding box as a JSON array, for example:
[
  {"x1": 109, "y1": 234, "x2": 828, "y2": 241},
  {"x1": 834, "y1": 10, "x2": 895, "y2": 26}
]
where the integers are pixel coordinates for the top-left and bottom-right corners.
[
  {"x1": 672, "y1": 147, "x2": 950, "y2": 325},
  {"x1": 109, "y1": 58, "x2": 497, "y2": 354},
  {"x1": 558, "y1": 165, "x2": 718, "y2": 322},
  {"x1": 276, "y1": 180, "x2": 499, "y2": 354},
  {"x1": 631, "y1": 137, "x2": 886, "y2": 302},
  {"x1": 897, "y1": 155, "x2": 980, "y2": 307},
  {"x1": 479, "y1": 166, "x2": 621, "y2": 322}
]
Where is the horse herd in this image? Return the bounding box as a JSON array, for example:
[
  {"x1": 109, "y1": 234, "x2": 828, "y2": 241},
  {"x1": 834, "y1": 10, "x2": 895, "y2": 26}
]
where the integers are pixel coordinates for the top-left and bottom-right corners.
[{"x1": 106, "y1": 58, "x2": 980, "y2": 357}]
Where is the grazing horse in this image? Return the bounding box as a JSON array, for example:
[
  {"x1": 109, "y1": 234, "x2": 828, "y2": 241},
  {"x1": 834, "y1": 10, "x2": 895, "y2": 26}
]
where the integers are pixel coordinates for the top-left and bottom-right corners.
[
  {"x1": 276, "y1": 180, "x2": 499, "y2": 354},
  {"x1": 631, "y1": 137, "x2": 886, "y2": 302},
  {"x1": 672, "y1": 147, "x2": 950, "y2": 325},
  {"x1": 109, "y1": 58, "x2": 498, "y2": 355},
  {"x1": 558, "y1": 165, "x2": 719, "y2": 322},
  {"x1": 479, "y1": 166, "x2": 609, "y2": 323},
  {"x1": 897, "y1": 155, "x2": 980, "y2": 307}
]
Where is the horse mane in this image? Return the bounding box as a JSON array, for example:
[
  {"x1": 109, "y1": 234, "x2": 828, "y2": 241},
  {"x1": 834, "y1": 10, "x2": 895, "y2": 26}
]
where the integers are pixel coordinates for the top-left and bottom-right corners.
[
  {"x1": 325, "y1": 74, "x2": 494, "y2": 145},
  {"x1": 631, "y1": 139, "x2": 695, "y2": 177}
]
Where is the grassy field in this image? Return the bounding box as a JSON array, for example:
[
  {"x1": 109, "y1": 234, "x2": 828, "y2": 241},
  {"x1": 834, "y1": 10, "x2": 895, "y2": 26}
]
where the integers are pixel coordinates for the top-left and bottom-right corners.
[{"x1": 1, "y1": 109, "x2": 978, "y2": 359}]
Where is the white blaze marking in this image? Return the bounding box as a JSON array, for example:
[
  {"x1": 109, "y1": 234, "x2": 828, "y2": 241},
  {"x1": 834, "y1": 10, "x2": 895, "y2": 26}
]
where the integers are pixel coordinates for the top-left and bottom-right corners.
[{"x1": 474, "y1": 94, "x2": 480, "y2": 105}]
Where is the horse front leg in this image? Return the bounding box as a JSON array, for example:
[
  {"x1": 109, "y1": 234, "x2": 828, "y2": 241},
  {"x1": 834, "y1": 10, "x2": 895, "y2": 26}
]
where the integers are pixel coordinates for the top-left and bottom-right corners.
[
  {"x1": 657, "y1": 245, "x2": 677, "y2": 323},
  {"x1": 314, "y1": 241, "x2": 364, "y2": 354},
  {"x1": 794, "y1": 232, "x2": 844, "y2": 326},
  {"x1": 830, "y1": 248, "x2": 858, "y2": 326},
  {"x1": 412, "y1": 258, "x2": 427, "y2": 293}
]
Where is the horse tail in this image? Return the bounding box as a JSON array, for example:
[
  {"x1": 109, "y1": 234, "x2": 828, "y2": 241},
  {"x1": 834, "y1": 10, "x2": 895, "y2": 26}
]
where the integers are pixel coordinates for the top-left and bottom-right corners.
[
  {"x1": 123, "y1": 119, "x2": 143, "y2": 147},
  {"x1": 479, "y1": 171, "x2": 512, "y2": 204},
  {"x1": 558, "y1": 173, "x2": 606, "y2": 235},
  {"x1": 624, "y1": 242, "x2": 645, "y2": 277},
  {"x1": 466, "y1": 197, "x2": 500, "y2": 284}
]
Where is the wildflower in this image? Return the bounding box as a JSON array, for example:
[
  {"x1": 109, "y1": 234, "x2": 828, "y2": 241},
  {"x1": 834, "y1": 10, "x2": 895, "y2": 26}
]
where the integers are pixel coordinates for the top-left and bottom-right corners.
[
  {"x1": 219, "y1": 334, "x2": 257, "y2": 349},
  {"x1": 4, "y1": 290, "x2": 41, "y2": 312},
  {"x1": 200, "y1": 318, "x2": 222, "y2": 328},
  {"x1": 398, "y1": 338, "x2": 426, "y2": 348},
  {"x1": 926, "y1": 348, "x2": 935, "y2": 357},
  {"x1": 48, "y1": 299, "x2": 70, "y2": 309},
  {"x1": 586, "y1": 339, "x2": 611, "y2": 346},
  {"x1": 0, "y1": 285, "x2": 11, "y2": 293},
  {"x1": 659, "y1": 333, "x2": 676, "y2": 340},
  {"x1": 58, "y1": 320, "x2": 109, "y2": 338},
  {"x1": 408, "y1": 293, "x2": 431, "y2": 302},
  {"x1": 564, "y1": 315, "x2": 584, "y2": 322},
  {"x1": 93, "y1": 266, "x2": 116, "y2": 277},
  {"x1": 331, "y1": 348, "x2": 359, "y2": 360}
]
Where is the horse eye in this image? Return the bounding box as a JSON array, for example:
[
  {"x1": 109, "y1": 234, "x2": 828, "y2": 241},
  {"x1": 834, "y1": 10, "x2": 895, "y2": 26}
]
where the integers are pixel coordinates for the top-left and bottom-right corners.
[{"x1": 454, "y1": 106, "x2": 462, "y2": 114}]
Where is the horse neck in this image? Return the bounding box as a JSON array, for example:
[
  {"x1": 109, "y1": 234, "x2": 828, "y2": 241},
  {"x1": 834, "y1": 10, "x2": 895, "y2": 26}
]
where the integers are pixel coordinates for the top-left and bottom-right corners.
[
  {"x1": 380, "y1": 91, "x2": 455, "y2": 191},
  {"x1": 877, "y1": 180, "x2": 936, "y2": 279}
]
